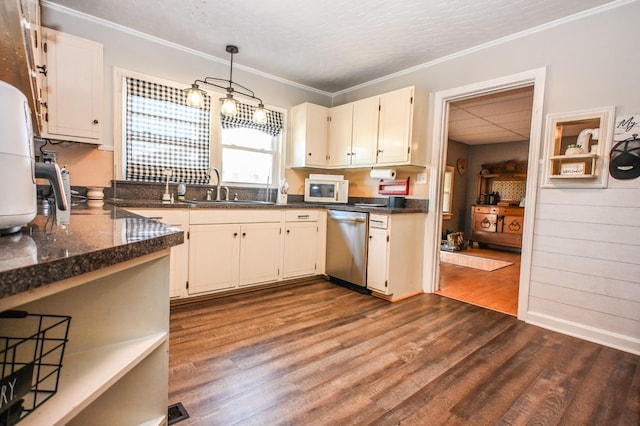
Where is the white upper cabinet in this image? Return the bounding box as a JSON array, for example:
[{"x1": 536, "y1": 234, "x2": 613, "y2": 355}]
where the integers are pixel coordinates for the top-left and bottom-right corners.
[
  {"x1": 290, "y1": 102, "x2": 329, "y2": 168},
  {"x1": 377, "y1": 86, "x2": 428, "y2": 166},
  {"x1": 289, "y1": 86, "x2": 428, "y2": 169},
  {"x1": 327, "y1": 103, "x2": 354, "y2": 167},
  {"x1": 351, "y1": 96, "x2": 380, "y2": 166},
  {"x1": 40, "y1": 27, "x2": 103, "y2": 144}
]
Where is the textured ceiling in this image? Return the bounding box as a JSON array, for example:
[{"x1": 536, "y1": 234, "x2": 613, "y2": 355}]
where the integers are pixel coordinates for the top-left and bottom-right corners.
[{"x1": 45, "y1": 0, "x2": 619, "y2": 94}]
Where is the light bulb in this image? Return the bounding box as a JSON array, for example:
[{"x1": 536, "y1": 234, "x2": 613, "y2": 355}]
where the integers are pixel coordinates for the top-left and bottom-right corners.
[
  {"x1": 186, "y1": 84, "x2": 205, "y2": 108},
  {"x1": 220, "y1": 95, "x2": 237, "y2": 117},
  {"x1": 253, "y1": 104, "x2": 267, "y2": 124}
]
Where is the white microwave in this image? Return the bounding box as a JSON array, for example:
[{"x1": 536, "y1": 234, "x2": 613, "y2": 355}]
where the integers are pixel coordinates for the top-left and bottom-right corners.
[{"x1": 304, "y1": 176, "x2": 349, "y2": 203}]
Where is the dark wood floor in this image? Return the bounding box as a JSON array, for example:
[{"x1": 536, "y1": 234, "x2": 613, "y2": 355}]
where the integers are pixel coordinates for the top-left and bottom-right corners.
[{"x1": 169, "y1": 280, "x2": 639, "y2": 425}]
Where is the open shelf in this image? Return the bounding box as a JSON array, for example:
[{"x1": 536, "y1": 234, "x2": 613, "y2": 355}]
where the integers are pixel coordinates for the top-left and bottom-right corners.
[{"x1": 23, "y1": 333, "x2": 167, "y2": 425}]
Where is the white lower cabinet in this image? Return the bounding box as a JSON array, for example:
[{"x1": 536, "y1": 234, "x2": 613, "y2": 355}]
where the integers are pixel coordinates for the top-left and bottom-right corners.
[
  {"x1": 125, "y1": 209, "x2": 189, "y2": 298},
  {"x1": 367, "y1": 213, "x2": 425, "y2": 301},
  {"x1": 188, "y1": 210, "x2": 283, "y2": 295},
  {"x1": 283, "y1": 210, "x2": 319, "y2": 278}
]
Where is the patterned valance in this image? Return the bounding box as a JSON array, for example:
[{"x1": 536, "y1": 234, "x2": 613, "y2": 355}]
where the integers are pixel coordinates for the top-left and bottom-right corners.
[{"x1": 220, "y1": 102, "x2": 284, "y2": 136}]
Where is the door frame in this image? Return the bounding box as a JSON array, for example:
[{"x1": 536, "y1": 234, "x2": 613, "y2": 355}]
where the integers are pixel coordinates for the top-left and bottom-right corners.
[{"x1": 424, "y1": 68, "x2": 546, "y2": 321}]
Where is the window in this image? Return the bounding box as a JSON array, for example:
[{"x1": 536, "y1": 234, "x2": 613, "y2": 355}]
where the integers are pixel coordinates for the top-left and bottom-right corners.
[
  {"x1": 123, "y1": 77, "x2": 211, "y2": 184},
  {"x1": 219, "y1": 102, "x2": 284, "y2": 185}
]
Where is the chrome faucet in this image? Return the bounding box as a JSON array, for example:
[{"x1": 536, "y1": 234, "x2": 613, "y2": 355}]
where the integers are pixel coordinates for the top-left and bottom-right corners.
[{"x1": 210, "y1": 167, "x2": 221, "y2": 201}]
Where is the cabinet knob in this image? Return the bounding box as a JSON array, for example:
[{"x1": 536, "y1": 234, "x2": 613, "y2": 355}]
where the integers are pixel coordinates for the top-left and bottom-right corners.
[
  {"x1": 508, "y1": 220, "x2": 521, "y2": 231},
  {"x1": 481, "y1": 218, "x2": 492, "y2": 228},
  {"x1": 308, "y1": 152, "x2": 312, "y2": 156},
  {"x1": 369, "y1": 235, "x2": 373, "y2": 239},
  {"x1": 242, "y1": 232, "x2": 246, "y2": 237},
  {"x1": 378, "y1": 149, "x2": 383, "y2": 153},
  {"x1": 233, "y1": 232, "x2": 238, "y2": 237},
  {"x1": 286, "y1": 229, "x2": 290, "y2": 234},
  {"x1": 93, "y1": 119, "x2": 99, "y2": 124}
]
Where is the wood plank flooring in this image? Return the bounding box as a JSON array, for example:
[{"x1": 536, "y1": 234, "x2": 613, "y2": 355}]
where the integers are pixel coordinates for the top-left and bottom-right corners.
[
  {"x1": 438, "y1": 247, "x2": 521, "y2": 316},
  {"x1": 168, "y1": 280, "x2": 639, "y2": 425}
]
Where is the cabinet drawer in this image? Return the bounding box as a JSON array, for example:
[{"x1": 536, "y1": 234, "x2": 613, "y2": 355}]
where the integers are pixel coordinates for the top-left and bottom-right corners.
[
  {"x1": 190, "y1": 209, "x2": 282, "y2": 224},
  {"x1": 473, "y1": 213, "x2": 497, "y2": 232},
  {"x1": 474, "y1": 205, "x2": 498, "y2": 214},
  {"x1": 369, "y1": 214, "x2": 388, "y2": 229},
  {"x1": 285, "y1": 210, "x2": 319, "y2": 222},
  {"x1": 502, "y1": 215, "x2": 524, "y2": 234},
  {"x1": 499, "y1": 207, "x2": 524, "y2": 216}
]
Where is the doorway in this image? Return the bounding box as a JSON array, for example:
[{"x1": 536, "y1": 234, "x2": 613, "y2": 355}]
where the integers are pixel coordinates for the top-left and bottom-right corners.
[
  {"x1": 425, "y1": 68, "x2": 546, "y2": 321},
  {"x1": 437, "y1": 87, "x2": 533, "y2": 316}
]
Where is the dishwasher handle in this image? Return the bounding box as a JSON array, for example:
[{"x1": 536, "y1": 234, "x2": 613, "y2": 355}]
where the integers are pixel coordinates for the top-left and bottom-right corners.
[{"x1": 328, "y1": 212, "x2": 367, "y2": 223}]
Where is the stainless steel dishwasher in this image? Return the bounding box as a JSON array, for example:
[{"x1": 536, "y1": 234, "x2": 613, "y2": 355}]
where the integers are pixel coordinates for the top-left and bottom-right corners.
[{"x1": 326, "y1": 209, "x2": 369, "y2": 291}]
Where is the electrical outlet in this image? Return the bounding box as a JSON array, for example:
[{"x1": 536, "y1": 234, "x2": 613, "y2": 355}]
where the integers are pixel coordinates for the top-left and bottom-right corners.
[
  {"x1": 416, "y1": 172, "x2": 427, "y2": 184},
  {"x1": 41, "y1": 150, "x2": 57, "y2": 163}
]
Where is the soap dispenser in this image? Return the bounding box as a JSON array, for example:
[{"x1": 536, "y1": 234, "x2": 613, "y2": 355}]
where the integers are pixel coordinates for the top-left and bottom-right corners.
[{"x1": 277, "y1": 178, "x2": 288, "y2": 204}]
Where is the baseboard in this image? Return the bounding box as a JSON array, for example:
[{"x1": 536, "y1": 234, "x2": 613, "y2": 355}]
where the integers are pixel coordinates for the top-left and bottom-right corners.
[{"x1": 526, "y1": 311, "x2": 640, "y2": 356}]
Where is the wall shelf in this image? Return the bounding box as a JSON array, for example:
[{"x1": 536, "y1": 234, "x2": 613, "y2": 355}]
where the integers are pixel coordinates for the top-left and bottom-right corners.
[{"x1": 542, "y1": 106, "x2": 615, "y2": 188}]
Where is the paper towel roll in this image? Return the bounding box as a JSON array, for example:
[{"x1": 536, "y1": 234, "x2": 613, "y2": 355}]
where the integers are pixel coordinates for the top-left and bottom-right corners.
[{"x1": 370, "y1": 169, "x2": 396, "y2": 179}]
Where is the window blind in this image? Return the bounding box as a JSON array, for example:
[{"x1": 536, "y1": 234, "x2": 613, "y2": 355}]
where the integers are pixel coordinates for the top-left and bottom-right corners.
[
  {"x1": 219, "y1": 102, "x2": 284, "y2": 136},
  {"x1": 125, "y1": 77, "x2": 211, "y2": 184}
]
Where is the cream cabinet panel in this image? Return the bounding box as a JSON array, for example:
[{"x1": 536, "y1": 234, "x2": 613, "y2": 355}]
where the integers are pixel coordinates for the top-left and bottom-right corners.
[
  {"x1": 366, "y1": 213, "x2": 425, "y2": 301},
  {"x1": 238, "y1": 222, "x2": 282, "y2": 286},
  {"x1": 290, "y1": 103, "x2": 329, "y2": 167},
  {"x1": 377, "y1": 86, "x2": 428, "y2": 167},
  {"x1": 378, "y1": 87, "x2": 413, "y2": 164},
  {"x1": 125, "y1": 209, "x2": 189, "y2": 298},
  {"x1": 2, "y1": 253, "x2": 170, "y2": 425},
  {"x1": 327, "y1": 103, "x2": 354, "y2": 167},
  {"x1": 366, "y1": 226, "x2": 389, "y2": 294},
  {"x1": 41, "y1": 27, "x2": 103, "y2": 143},
  {"x1": 283, "y1": 221, "x2": 318, "y2": 278},
  {"x1": 188, "y1": 224, "x2": 240, "y2": 294},
  {"x1": 351, "y1": 96, "x2": 380, "y2": 166}
]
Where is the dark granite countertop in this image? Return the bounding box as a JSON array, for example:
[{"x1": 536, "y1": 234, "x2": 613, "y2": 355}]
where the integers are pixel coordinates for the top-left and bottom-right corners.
[
  {"x1": 110, "y1": 198, "x2": 429, "y2": 214},
  {"x1": 0, "y1": 203, "x2": 184, "y2": 299}
]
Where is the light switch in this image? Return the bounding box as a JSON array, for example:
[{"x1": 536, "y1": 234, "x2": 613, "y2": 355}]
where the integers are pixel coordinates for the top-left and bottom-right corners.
[{"x1": 416, "y1": 172, "x2": 427, "y2": 184}]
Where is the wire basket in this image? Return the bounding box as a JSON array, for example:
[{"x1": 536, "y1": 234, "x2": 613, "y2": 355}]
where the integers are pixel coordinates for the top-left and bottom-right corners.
[{"x1": 0, "y1": 311, "x2": 71, "y2": 426}]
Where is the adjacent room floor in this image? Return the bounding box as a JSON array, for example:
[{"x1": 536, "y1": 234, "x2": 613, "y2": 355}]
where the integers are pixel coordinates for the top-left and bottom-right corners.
[{"x1": 437, "y1": 246, "x2": 521, "y2": 316}]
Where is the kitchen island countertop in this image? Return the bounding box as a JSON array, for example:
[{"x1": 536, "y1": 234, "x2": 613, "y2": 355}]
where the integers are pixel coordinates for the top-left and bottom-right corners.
[{"x1": 0, "y1": 203, "x2": 183, "y2": 299}]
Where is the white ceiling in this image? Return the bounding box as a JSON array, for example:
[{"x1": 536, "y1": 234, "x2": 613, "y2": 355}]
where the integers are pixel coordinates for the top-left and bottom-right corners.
[
  {"x1": 43, "y1": 0, "x2": 618, "y2": 145},
  {"x1": 46, "y1": 0, "x2": 618, "y2": 94}
]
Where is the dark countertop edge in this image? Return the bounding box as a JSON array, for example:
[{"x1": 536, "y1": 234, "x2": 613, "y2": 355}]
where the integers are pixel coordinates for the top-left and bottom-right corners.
[
  {"x1": 110, "y1": 200, "x2": 429, "y2": 214},
  {"x1": 0, "y1": 227, "x2": 183, "y2": 300}
]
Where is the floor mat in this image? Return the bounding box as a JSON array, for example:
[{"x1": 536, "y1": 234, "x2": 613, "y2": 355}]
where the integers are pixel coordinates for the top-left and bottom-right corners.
[
  {"x1": 440, "y1": 251, "x2": 513, "y2": 271},
  {"x1": 168, "y1": 402, "x2": 189, "y2": 425}
]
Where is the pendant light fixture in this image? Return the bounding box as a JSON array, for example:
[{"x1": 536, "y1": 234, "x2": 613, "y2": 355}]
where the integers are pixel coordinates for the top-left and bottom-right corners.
[{"x1": 186, "y1": 45, "x2": 268, "y2": 124}]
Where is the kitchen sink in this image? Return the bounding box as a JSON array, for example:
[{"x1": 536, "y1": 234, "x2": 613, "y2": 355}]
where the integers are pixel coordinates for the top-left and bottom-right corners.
[{"x1": 184, "y1": 199, "x2": 275, "y2": 205}]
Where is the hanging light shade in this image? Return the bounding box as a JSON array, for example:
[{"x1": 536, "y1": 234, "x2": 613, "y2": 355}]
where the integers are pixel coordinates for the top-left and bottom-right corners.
[
  {"x1": 185, "y1": 45, "x2": 268, "y2": 124},
  {"x1": 186, "y1": 83, "x2": 206, "y2": 108},
  {"x1": 253, "y1": 103, "x2": 267, "y2": 124}
]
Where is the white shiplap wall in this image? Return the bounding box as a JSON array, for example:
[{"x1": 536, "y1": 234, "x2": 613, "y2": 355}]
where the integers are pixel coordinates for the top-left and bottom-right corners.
[{"x1": 528, "y1": 177, "x2": 640, "y2": 353}]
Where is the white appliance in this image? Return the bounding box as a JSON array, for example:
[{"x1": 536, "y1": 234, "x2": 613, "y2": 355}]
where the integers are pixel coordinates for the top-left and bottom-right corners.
[
  {"x1": 304, "y1": 174, "x2": 349, "y2": 204},
  {"x1": 0, "y1": 81, "x2": 68, "y2": 235}
]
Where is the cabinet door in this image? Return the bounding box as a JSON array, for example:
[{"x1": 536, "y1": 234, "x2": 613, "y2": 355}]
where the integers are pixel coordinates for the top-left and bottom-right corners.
[
  {"x1": 188, "y1": 224, "x2": 240, "y2": 294},
  {"x1": 41, "y1": 28, "x2": 103, "y2": 143},
  {"x1": 377, "y1": 87, "x2": 413, "y2": 164},
  {"x1": 367, "y1": 227, "x2": 389, "y2": 294},
  {"x1": 351, "y1": 96, "x2": 380, "y2": 166},
  {"x1": 239, "y1": 223, "x2": 281, "y2": 286},
  {"x1": 290, "y1": 103, "x2": 328, "y2": 167},
  {"x1": 283, "y1": 221, "x2": 318, "y2": 278},
  {"x1": 327, "y1": 103, "x2": 353, "y2": 167}
]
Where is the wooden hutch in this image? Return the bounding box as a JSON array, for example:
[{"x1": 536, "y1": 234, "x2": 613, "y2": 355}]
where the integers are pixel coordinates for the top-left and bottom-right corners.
[{"x1": 471, "y1": 160, "x2": 527, "y2": 249}]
